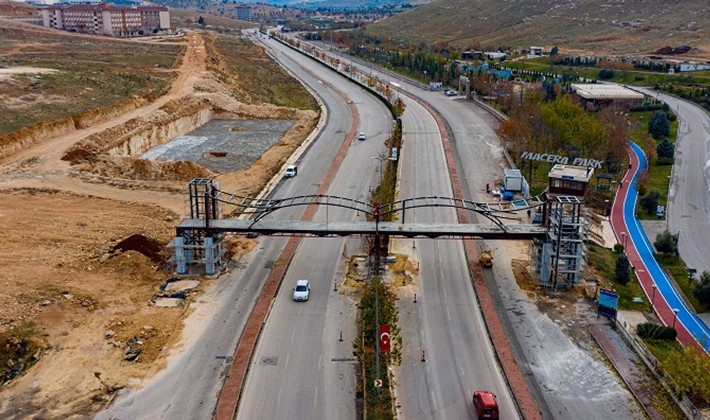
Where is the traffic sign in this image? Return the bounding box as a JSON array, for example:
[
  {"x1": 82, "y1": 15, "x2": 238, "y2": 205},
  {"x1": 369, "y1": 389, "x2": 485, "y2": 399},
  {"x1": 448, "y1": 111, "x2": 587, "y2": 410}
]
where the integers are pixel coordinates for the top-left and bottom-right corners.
[{"x1": 374, "y1": 379, "x2": 382, "y2": 388}]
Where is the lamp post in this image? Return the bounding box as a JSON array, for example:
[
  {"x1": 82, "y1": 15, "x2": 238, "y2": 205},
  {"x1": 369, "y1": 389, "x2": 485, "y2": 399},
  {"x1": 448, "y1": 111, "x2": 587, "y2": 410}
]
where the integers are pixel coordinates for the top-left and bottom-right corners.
[
  {"x1": 621, "y1": 232, "x2": 627, "y2": 249},
  {"x1": 604, "y1": 199, "x2": 610, "y2": 217},
  {"x1": 651, "y1": 284, "x2": 657, "y2": 310},
  {"x1": 672, "y1": 308, "x2": 680, "y2": 329}
]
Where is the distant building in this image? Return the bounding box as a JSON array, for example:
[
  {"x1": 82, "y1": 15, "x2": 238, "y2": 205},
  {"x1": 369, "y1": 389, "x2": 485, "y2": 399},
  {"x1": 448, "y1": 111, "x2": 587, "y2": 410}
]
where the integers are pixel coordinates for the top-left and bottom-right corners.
[
  {"x1": 570, "y1": 83, "x2": 645, "y2": 110},
  {"x1": 530, "y1": 46, "x2": 544, "y2": 56},
  {"x1": 461, "y1": 51, "x2": 484, "y2": 60},
  {"x1": 235, "y1": 6, "x2": 252, "y2": 22},
  {"x1": 485, "y1": 52, "x2": 506, "y2": 61},
  {"x1": 41, "y1": 3, "x2": 170, "y2": 37}
]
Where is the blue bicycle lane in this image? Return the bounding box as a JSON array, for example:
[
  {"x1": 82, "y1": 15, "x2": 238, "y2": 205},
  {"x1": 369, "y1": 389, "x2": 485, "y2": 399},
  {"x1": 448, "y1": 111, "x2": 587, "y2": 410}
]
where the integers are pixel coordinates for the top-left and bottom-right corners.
[{"x1": 611, "y1": 141, "x2": 710, "y2": 353}]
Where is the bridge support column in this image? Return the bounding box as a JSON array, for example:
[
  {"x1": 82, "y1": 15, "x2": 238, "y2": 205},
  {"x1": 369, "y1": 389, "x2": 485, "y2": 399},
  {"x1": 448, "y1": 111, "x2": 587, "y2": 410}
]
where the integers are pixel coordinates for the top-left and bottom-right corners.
[{"x1": 174, "y1": 236, "x2": 187, "y2": 275}]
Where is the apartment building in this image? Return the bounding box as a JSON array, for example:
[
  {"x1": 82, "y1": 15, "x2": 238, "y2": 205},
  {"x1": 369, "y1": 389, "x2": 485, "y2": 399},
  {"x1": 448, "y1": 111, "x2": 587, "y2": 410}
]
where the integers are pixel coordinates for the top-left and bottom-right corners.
[{"x1": 41, "y1": 3, "x2": 170, "y2": 37}]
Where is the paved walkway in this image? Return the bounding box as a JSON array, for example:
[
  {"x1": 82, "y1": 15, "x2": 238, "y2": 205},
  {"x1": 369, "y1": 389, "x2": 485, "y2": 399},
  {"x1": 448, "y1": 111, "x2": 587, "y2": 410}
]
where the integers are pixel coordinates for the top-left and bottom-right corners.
[
  {"x1": 609, "y1": 141, "x2": 710, "y2": 353},
  {"x1": 590, "y1": 324, "x2": 665, "y2": 420}
]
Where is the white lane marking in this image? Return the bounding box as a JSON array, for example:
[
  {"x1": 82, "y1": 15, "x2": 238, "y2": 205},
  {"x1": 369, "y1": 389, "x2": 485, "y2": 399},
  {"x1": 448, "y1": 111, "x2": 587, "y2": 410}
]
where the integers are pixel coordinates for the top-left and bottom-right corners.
[
  {"x1": 430, "y1": 389, "x2": 438, "y2": 411},
  {"x1": 313, "y1": 386, "x2": 318, "y2": 407},
  {"x1": 284, "y1": 353, "x2": 290, "y2": 369},
  {"x1": 318, "y1": 354, "x2": 322, "y2": 372},
  {"x1": 277, "y1": 386, "x2": 282, "y2": 407}
]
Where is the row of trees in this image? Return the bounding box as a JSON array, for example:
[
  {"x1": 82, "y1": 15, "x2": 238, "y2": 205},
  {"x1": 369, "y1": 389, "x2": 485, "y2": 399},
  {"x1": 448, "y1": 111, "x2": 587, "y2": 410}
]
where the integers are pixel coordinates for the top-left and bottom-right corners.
[{"x1": 497, "y1": 94, "x2": 630, "y2": 187}]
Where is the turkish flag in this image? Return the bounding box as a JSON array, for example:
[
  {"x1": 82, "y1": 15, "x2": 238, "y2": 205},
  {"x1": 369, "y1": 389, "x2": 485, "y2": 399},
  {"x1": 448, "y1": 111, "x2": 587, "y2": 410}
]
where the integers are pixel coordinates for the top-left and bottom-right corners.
[{"x1": 379, "y1": 324, "x2": 391, "y2": 353}]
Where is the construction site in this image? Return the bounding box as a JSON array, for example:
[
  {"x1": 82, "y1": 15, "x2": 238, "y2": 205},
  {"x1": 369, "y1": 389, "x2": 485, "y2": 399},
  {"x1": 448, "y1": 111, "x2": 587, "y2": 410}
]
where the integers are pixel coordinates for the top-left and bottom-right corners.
[{"x1": 0, "y1": 13, "x2": 320, "y2": 417}]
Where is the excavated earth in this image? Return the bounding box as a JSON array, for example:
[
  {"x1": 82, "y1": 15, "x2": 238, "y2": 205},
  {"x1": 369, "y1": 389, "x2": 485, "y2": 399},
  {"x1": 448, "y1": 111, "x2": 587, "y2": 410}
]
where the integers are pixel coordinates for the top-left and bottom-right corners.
[{"x1": 0, "y1": 19, "x2": 318, "y2": 418}]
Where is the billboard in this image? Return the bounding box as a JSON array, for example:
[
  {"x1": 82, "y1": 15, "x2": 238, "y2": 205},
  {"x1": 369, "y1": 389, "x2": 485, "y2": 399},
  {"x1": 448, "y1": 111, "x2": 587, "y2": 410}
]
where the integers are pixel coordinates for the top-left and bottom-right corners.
[{"x1": 597, "y1": 289, "x2": 619, "y2": 319}]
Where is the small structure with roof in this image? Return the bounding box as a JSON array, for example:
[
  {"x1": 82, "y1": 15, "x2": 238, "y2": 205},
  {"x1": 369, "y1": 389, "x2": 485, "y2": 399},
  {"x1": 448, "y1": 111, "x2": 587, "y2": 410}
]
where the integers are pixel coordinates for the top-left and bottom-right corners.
[
  {"x1": 547, "y1": 164, "x2": 594, "y2": 198},
  {"x1": 570, "y1": 83, "x2": 645, "y2": 110}
]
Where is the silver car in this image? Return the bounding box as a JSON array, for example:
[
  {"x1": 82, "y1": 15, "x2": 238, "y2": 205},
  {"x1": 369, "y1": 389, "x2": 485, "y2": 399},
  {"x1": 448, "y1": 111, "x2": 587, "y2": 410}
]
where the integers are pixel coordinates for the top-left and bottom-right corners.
[{"x1": 292, "y1": 279, "x2": 310, "y2": 301}]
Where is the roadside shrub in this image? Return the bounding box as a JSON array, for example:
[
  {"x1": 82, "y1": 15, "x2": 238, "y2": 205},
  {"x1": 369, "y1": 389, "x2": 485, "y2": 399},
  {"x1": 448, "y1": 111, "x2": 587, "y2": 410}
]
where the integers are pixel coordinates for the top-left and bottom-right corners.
[
  {"x1": 630, "y1": 104, "x2": 663, "y2": 112},
  {"x1": 639, "y1": 189, "x2": 660, "y2": 214},
  {"x1": 637, "y1": 322, "x2": 678, "y2": 340},
  {"x1": 613, "y1": 243, "x2": 624, "y2": 254},
  {"x1": 598, "y1": 68, "x2": 615, "y2": 80},
  {"x1": 656, "y1": 138, "x2": 674, "y2": 164},
  {"x1": 615, "y1": 254, "x2": 631, "y2": 284},
  {"x1": 661, "y1": 346, "x2": 710, "y2": 406},
  {"x1": 694, "y1": 271, "x2": 710, "y2": 307},
  {"x1": 648, "y1": 111, "x2": 670, "y2": 138},
  {"x1": 654, "y1": 229, "x2": 678, "y2": 255}
]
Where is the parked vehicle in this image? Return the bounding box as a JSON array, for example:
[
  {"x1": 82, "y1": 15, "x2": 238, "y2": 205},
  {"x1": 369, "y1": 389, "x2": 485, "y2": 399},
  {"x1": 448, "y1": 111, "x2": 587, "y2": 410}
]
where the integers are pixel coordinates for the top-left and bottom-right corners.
[
  {"x1": 292, "y1": 279, "x2": 310, "y2": 301},
  {"x1": 656, "y1": 204, "x2": 665, "y2": 219},
  {"x1": 284, "y1": 164, "x2": 297, "y2": 178},
  {"x1": 472, "y1": 391, "x2": 499, "y2": 420},
  {"x1": 357, "y1": 132, "x2": 367, "y2": 141},
  {"x1": 445, "y1": 89, "x2": 457, "y2": 96},
  {"x1": 479, "y1": 246, "x2": 494, "y2": 268}
]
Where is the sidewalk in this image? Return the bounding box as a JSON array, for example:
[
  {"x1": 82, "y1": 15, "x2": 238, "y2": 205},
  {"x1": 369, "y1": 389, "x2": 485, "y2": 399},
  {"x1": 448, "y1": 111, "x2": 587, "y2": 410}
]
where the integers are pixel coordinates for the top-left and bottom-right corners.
[{"x1": 590, "y1": 323, "x2": 665, "y2": 420}]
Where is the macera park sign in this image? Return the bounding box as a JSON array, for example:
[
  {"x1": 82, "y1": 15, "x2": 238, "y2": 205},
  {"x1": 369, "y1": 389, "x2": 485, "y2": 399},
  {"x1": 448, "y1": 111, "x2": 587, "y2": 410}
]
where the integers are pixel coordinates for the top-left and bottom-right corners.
[{"x1": 520, "y1": 151, "x2": 603, "y2": 169}]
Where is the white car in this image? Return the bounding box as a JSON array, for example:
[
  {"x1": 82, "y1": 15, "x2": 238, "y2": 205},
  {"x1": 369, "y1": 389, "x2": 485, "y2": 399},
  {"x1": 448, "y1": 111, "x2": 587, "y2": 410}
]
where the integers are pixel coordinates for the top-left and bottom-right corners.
[
  {"x1": 284, "y1": 164, "x2": 297, "y2": 178},
  {"x1": 357, "y1": 132, "x2": 366, "y2": 141},
  {"x1": 292, "y1": 279, "x2": 310, "y2": 301},
  {"x1": 445, "y1": 89, "x2": 457, "y2": 96}
]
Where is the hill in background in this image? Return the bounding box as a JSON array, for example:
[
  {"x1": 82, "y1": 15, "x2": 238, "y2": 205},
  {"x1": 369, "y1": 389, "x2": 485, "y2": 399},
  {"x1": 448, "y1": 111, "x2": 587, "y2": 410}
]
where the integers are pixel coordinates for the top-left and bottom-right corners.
[{"x1": 366, "y1": 0, "x2": 710, "y2": 58}]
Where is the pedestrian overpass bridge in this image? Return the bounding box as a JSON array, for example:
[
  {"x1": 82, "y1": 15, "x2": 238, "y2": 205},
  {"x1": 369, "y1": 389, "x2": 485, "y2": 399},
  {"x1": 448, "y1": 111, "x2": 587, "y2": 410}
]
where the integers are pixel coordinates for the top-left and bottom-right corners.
[{"x1": 173, "y1": 178, "x2": 584, "y2": 289}]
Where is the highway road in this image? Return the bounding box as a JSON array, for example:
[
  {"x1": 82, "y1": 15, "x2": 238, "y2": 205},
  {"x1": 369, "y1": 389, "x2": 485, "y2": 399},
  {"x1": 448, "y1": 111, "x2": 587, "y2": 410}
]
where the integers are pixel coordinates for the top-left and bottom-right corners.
[
  {"x1": 235, "y1": 34, "x2": 393, "y2": 419},
  {"x1": 99, "y1": 31, "x2": 654, "y2": 419},
  {"x1": 393, "y1": 86, "x2": 518, "y2": 418},
  {"x1": 416, "y1": 89, "x2": 641, "y2": 419},
  {"x1": 351, "y1": 55, "x2": 642, "y2": 417},
  {"x1": 96, "y1": 33, "x2": 384, "y2": 419},
  {"x1": 263, "y1": 34, "x2": 524, "y2": 418},
  {"x1": 257, "y1": 33, "x2": 649, "y2": 418}
]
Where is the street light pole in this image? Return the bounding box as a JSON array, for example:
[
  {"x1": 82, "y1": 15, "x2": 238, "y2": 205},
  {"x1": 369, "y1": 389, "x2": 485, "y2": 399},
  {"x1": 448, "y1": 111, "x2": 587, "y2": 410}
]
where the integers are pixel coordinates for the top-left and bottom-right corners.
[{"x1": 672, "y1": 308, "x2": 680, "y2": 329}]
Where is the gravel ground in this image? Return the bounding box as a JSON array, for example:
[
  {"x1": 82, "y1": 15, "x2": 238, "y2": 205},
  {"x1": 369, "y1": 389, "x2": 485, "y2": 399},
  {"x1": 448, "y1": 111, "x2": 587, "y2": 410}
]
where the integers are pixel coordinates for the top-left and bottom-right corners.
[{"x1": 141, "y1": 119, "x2": 295, "y2": 173}]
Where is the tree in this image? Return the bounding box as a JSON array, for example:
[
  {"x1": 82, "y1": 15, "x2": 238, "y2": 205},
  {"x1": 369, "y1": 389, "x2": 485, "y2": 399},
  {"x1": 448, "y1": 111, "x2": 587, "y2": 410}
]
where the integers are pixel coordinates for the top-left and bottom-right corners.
[
  {"x1": 549, "y1": 46, "x2": 559, "y2": 56},
  {"x1": 615, "y1": 254, "x2": 631, "y2": 284},
  {"x1": 661, "y1": 346, "x2": 710, "y2": 405},
  {"x1": 648, "y1": 111, "x2": 670, "y2": 139},
  {"x1": 639, "y1": 189, "x2": 660, "y2": 214},
  {"x1": 654, "y1": 229, "x2": 679, "y2": 254},
  {"x1": 598, "y1": 68, "x2": 615, "y2": 80},
  {"x1": 694, "y1": 271, "x2": 710, "y2": 307},
  {"x1": 656, "y1": 138, "x2": 674, "y2": 164}
]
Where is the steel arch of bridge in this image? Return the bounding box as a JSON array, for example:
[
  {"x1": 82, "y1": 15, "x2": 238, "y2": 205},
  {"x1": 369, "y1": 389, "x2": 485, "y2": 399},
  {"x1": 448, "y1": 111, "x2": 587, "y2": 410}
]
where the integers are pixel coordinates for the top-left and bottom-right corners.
[{"x1": 207, "y1": 186, "x2": 547, "y2": 231}]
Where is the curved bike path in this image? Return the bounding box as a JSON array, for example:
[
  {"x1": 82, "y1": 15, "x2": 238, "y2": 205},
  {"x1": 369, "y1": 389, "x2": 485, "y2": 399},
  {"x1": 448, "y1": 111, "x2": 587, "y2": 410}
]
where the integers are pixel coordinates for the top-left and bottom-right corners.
[{"x1": 610, "y1": 141, "x2": 710, "y2": 353}]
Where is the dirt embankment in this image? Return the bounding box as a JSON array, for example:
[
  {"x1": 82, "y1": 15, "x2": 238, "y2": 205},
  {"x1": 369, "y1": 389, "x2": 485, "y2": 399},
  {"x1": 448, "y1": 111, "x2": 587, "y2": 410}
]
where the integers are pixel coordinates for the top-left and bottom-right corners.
[{"x1": 0, "y1": 28, "x2": 319, "y2": 419}]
